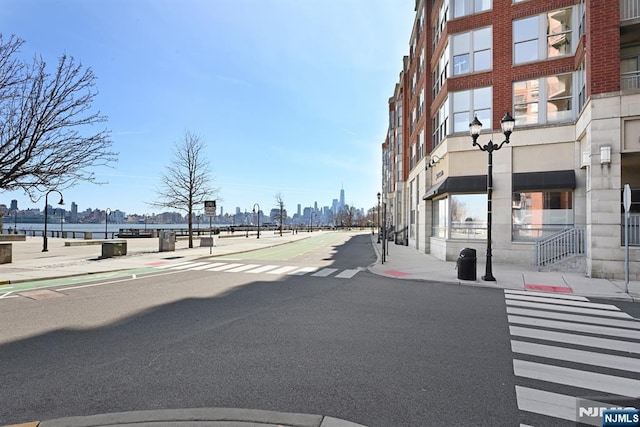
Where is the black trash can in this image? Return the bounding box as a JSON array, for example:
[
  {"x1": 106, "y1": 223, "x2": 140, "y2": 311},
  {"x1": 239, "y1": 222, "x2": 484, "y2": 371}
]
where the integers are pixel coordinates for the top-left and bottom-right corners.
[{"x1": 457, "y1": 248, "x2": 477, "y2": 280}]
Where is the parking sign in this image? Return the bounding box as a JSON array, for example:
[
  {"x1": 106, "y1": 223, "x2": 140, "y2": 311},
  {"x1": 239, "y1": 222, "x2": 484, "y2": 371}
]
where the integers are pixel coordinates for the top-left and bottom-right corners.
[{"x1": 204, "y1": 200, "x2": 216, "y2": 217}]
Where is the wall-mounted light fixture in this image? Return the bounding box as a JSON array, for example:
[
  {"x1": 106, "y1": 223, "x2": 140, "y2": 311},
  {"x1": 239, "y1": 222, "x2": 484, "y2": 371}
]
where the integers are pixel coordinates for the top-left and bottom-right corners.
[
  {"x1": 600, "y1": 146, "x2": 612, "y2": 165},
  {"x1": 425, "y1": 155, "x2": 440, "y2": 169}
]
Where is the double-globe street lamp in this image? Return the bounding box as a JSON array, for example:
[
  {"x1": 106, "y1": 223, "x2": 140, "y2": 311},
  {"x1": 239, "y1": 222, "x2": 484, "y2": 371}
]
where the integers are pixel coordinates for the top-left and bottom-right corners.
[
  {"x1": 42, "y1": 190, "x2": 64, "y2": 252},
  {"x1": 105, "y1": 208, "x2": 111, "y2": 239},
  {"x1": 377, "y1": 192, "x2": 381, "y2": 243},
  {"x1": 252, "y1": 203, "x2": 260, "y2": 239},
  {"x1": 469, "y1": 112, "x2": 515, "y2": 282}
]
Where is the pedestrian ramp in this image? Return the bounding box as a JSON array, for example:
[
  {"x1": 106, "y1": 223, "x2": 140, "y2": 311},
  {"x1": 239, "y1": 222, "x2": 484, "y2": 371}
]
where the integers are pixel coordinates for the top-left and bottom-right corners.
[
  {"x1": 504, "y1": 289, "x2": 640, "y2": 427},
  {"x1": 153, "y1": 261, "x2": 363, "y2": 279}
]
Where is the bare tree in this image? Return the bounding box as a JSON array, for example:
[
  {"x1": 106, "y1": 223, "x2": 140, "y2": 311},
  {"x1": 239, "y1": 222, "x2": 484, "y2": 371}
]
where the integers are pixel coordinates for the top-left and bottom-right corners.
[
  {"x1": 0, "y1": 35, "x2": 117, "y2": 198},
  {"x1": 150, "y1": 131, "x2": 218, "y2": 248},
  {"x1": 274, "y1": 192, "x2": 285, "y2": 236},
  {"x1": 338, "y1": 204, "x2": 358, "y2": 229}
]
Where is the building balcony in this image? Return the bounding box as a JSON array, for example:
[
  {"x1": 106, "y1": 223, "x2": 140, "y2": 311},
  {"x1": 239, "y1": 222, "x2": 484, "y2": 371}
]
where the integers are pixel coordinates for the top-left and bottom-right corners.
[
  {"x1": 622, "y1": 70, "x2": 640, "y2": 91},
  {"x1": 621, "y1": 0, "x2": 640, "y2": 22}
]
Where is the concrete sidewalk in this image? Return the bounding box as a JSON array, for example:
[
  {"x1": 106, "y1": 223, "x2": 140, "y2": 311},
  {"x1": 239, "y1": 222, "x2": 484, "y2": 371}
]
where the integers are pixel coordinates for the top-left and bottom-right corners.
[
  {"x1": 368, "y1": 234, "x2": 640, "y2": 302},
  {"x1": 7, "y1": 407, "x2": 366, "y2": 427}
]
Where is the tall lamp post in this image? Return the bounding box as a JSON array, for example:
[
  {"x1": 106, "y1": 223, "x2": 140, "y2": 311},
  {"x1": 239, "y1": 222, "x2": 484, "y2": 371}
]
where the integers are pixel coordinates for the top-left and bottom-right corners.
[
  {"x1": 12, "y1": 210, "x2": 18, "y2": 234},
  {"x1": 42, "y1": 190, "x2": 64, "y2": 252},
  {"x1": 377, "y1": 192, "x2": 381, "y2": 243},
  {"x1": 469, "y1": 112, "x2": 515, "y2": 281},
  {"x1": 105, "y1": 208, "x2": 111, "y2": 239},
  {"x1": 252, "y1": 203, "x2": 260, "y2": 239}
]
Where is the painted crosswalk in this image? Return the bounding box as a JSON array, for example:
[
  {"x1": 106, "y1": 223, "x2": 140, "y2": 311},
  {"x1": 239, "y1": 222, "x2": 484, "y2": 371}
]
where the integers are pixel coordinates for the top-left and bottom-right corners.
[
  {"x1": 153, "y1": 260, "x2": 364, "y2": 279},
  {"x1": 504, "y1": 289, "x2": 640, "y2": 426}
]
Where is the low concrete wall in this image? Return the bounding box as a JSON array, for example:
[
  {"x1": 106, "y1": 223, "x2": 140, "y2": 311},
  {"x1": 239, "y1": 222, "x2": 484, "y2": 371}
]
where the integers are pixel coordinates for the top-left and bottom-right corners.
[
  {"x1": 0, "y1": 243, "x2": 11, "y2": 264},
  {"x1": 0, "y1": 234, "x2": 26, "y2": 242}
]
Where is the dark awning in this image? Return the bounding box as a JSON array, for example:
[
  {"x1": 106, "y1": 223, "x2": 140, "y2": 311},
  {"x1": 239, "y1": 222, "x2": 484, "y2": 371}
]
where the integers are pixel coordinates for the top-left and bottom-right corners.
[
  {"x1": 513, "y1": 170, "x2": 576, "y2": 191},
  {"x1": 423, "y1": 175, "x2": 487, "y2": 200}
]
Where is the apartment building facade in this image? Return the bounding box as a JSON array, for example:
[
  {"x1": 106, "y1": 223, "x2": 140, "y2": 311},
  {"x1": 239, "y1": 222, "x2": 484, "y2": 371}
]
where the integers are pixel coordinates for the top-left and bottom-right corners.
[{"x1": 381, "y1": 0, "x2": 640, "y2": 279}]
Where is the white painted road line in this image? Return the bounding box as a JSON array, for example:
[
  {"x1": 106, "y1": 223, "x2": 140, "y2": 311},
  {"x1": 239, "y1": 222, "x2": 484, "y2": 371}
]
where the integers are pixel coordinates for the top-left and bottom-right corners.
[
  {"x1": 508, "y1": 315, "x2": 640, "y2": 340},
  {"x1": 513, "y1": 359, "x2": 640, "y2": 398},
  {"x1": 505, "y1": 289, "x2": 588, "y2": 301},
  {"x1": 334, "y1": 269, "x2": 360, "y2": 279},
  {"x1": 288, "y1": 267, "x2": 317, "y2": 276},
  {"x1": 311, "y1": 268, "x2": 338, "y2": 277},
  {"x1": 246, "y1": 265, "x2": 280, "y2": 274},
  {"x1": 206, "y1": 263, "x2": 243, "y2": 271},
  {"x1": 505, "y1": 300, "x2": 633, "y2": 318},
  {"x1": 515, "y1": 386, "x2": 578, "y2": 423},
  {"x1": 510, "y1": 326, "x2": 640, "y2": 354},
  {"x1": 156, "y1": 261, "x2": 193, "y2": 269},
  {"x1": 171, "y1": 262, "x2": 210, "y2": 270},
  {"x1": 190, "y1": 262, "x2": 226, "y2": 270},
  {"x1": 505, "y1": 294, "x2": 621, "y2": 310},
  {"x1": 266, "y1": 266, "x2": 300, "y2": 275},
  {"x1": 226, "y1": 264, "x2": 261, "y2": 273},
  {"x1": 511, "y1": 340, "x2": 640, "y2": 373},
  {"x1": 506, "y1": 307, "x2": 640, "y2": 329},
  {"x1": 0, "y1": 291, "x2": 14, "y2": 299}
]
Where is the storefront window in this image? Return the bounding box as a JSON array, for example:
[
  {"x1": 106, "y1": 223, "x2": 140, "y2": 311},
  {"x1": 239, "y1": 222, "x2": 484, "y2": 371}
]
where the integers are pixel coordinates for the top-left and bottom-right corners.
[
  {"x1": 450, "y1": 194, "x2": 487, "y2": 239},
  {"x1": 432, "y1": 197, "x2": 448, "y2": 238},
  {"x1": 512, "y1": 191, "x2": 574, "y2": 241}
]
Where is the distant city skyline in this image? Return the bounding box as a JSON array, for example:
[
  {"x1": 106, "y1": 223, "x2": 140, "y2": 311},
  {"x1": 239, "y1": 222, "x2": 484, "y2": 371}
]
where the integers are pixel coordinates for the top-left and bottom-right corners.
[{"x1": 0, "y1": 1, "x2": 414, "y2": 216}]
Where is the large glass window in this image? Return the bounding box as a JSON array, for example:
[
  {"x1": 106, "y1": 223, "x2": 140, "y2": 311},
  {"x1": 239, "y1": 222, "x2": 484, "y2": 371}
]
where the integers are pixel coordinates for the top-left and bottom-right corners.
[
  {"x1": 433, "y1": 197, "x2": 448, "y2": 238},
  {"x1": 452, "y1": 27, "x2": 492, "y2": 76},
  {"x1": 433, "y1": 44, "x2": 450, "y2": 97},
  {"x1": 513, "y1": 73, "x2": 573, "y2": 125},
  {"x1": 513, "y1": 8, "x2": 574, "y2": 65},
  {"x1": 452, "y1": 87, "x2": 492, "y2": 132},
  {"x1": 432, "y1": 97, "x2": 449, "y2": 147},
  {"x1": 453, "y1": 0, "x2": 491, "y2": 19},
  {"x1": 512, "y1": 191, "x2": 574, "y2": 241},
  {"x1": 450, "y1": 194, "x2": 487, "y2": 240}
]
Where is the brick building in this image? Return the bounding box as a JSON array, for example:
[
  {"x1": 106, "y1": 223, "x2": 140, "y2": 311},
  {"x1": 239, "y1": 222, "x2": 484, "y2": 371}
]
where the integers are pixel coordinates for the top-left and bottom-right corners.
[{"x1": 381, "y1": 0, "x2": 640, "y2": 279}]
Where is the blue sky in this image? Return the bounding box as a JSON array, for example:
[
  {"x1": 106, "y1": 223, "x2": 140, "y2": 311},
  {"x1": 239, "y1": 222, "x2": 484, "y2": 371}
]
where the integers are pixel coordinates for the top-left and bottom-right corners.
[{"x1": 1, "y1": 0, "x2": 414, "y2": 216}]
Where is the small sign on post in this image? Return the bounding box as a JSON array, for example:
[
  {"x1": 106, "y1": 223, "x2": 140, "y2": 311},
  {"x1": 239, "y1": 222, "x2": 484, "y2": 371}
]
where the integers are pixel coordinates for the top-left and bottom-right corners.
[{"x1": 204, "y1": 200, "x2": 216, "y2": 254}]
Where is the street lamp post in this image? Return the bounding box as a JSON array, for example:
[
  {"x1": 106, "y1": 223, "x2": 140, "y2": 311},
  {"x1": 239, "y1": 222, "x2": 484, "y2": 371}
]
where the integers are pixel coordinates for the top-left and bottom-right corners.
[
  {"x1": 252, "y1": 203, "x2": 260, "y2": 239},
  {"x1": 105, "y1": 208, "x2": 111, "y2": 239},
  {"x1": 469, "y1": 112, "x2": 515, "y2": 282},
  {"x1": 42, "y1": 190, "x2": 64, "y2": 252},
  {"x1": 12, "y1": 210, "x2": 17, "y2": 234},
  {"x1": 377, "y1": 192, "x2": 381, "y2": 243}
]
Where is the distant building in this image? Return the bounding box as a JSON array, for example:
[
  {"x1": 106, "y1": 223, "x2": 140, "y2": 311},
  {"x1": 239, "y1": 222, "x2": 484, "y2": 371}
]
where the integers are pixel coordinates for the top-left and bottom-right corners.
[{"x1": 10, "y1": 200, "x2": 18, "y2": 211}]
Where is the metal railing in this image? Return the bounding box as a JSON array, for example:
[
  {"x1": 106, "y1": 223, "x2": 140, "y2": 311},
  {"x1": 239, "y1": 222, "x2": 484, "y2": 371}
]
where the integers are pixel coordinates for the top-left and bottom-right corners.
[
  {"x1": 535, "y1": 227, "x2": 585, "y2": 267},
  {"x1": 621, "y1": 214, "x2": 640, "y2": 245},
  {"x1": 621, "y1": 71, "x2": 640, "y2": 91},
  {"x1": 621, "y1": 0, "x2": 640, "y2": 21}
]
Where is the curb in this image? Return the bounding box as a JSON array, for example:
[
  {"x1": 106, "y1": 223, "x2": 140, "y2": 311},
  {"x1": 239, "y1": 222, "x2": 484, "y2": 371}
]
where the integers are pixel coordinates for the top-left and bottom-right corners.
[{"x1": 10, "y1": 407, "x2": 367, "y2": 427}]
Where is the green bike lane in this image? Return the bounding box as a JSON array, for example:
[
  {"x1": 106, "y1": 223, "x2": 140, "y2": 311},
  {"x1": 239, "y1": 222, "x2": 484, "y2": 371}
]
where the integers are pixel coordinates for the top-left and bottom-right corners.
[{"x1": 0, "y1": 232, "x2": 357, "y2": 298}]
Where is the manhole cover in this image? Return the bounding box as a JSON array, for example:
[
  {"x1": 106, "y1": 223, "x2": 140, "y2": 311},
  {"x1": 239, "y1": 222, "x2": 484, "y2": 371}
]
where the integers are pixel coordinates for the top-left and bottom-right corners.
[{"x1": 19, "y1": 289, "x2": 66, "y2": 300}]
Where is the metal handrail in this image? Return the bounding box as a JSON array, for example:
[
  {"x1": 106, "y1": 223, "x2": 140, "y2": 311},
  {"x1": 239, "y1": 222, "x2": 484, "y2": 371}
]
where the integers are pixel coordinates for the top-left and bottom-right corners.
[
  {"x1": 621, "y1": 0, "x2": 640, "y2": 21},
  {"x1": 535, "y1": 227, "x2": 585, "y2": 266}
]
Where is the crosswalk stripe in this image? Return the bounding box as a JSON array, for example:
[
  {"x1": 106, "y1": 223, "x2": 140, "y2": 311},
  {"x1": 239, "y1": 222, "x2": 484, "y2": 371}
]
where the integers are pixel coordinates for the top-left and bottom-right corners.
[
  {"x1": 156, "y1": 261, "x2": 193, "y2": 269},
  {"x1": 190, "y1": 262, "x2": 226, "y2": 270},
  {"x1": 505, "y1": 289, "x2": 588, "y2": 301},
  {"x1": 506, "y1": 300, "x2": 633, "y2": 319},
  {"x1": 334, "y1": 269, "x2": 360, "y2": 279},
  {"x1": 288, "y1": 267, "x2": 318, "y2": 275},
  {"x1": 246, "y1": 265, "x2": 281, "y2": 274},
  {"x1": 506, "y1": 307, "x2": 640, "y2": 329},
  {"x1": 226, "y1": 264, "x2": 261, "y2": 273},
  {"x1": 266, "y1": 266, "x2": 299, "y2": 275},
  {"x1": 171, "y1": 262, "x2": 210, "y2": 270},
  {"x1": 513, "y1": 359, "x2": 640, "y2": 398},
  {"x1": 510, "y1": 326, "x2": 640, "y2": 354},
  {"x1": 206, "y1": 263, "x2": 243, "y2": 271},
  {"x1": 311, "y1": 268, "x2": 338, "y2": 277},
  {"x1": 505, "y1": 294, "x2": 621, "y2": 311},
  {"x1": 511, "y1": 340, "x2": 640, "y2": 373},
  {"x1": 508, "y1": 315, "x2": 640, "y2": 340},
  {"x1": 515, "y1": 386, "x2": 578, "y2": 423}
]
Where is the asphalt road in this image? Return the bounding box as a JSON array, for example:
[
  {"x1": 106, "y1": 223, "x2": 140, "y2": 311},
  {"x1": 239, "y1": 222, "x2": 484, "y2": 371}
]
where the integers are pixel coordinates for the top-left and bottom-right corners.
[{"x1": 0, "y1": 233, "x2": 520, "y2": 426}]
